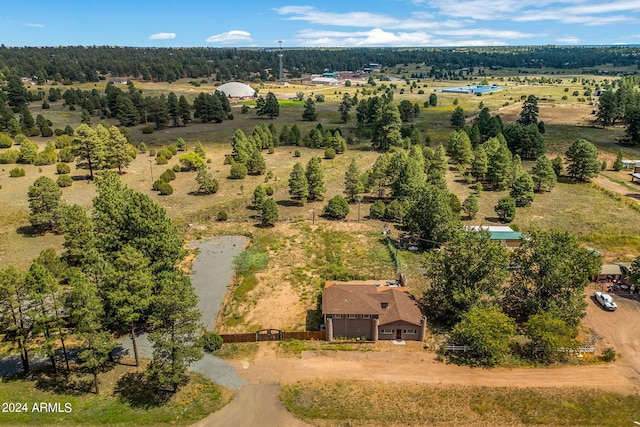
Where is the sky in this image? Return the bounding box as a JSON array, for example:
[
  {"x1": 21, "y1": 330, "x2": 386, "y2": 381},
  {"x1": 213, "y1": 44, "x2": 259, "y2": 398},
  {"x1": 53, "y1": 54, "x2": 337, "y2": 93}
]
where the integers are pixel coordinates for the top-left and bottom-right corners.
[{"x1": 1, "y1": 0, "x2": 639, "y2": 48}]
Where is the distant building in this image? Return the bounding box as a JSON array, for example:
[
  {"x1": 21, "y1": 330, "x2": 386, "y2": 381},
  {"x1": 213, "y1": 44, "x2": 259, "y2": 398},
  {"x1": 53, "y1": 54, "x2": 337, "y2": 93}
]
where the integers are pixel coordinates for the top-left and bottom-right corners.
[
  {"x1": 310, "y1": 77, "x2": 339, "y2": 85},
  {"x1": 465, "y1": 226, "x2": 522, "y2": 248},
  {"x1": 214, "y1": 82, "x2": 256, "y2": 99}
]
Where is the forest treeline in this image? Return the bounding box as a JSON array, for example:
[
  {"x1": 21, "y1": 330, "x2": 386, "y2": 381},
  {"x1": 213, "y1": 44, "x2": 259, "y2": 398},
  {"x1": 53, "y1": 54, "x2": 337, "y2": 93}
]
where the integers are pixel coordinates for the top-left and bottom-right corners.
[{"x1": 0, "y1": 46, "x2": 638, "y2": 83}]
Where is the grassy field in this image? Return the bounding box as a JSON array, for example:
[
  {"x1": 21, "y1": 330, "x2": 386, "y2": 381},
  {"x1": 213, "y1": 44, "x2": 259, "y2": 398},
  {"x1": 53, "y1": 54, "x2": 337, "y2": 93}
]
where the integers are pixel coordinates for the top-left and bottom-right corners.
[
  {"x1": 0, "y1": 363, "x2": 231, "y2": 426},
  {"x1": 280, "y1": 380, "x2": 640, "y2": 427}
]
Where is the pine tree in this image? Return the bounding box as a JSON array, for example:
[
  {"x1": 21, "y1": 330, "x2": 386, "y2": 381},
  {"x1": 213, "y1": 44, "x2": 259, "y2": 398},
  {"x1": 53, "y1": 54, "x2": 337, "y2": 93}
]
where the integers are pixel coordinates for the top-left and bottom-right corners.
[
  {"x1": 344, "y1": 159, "x2": 364, "y2": 202},
  {"x1": 471, "y1": 146, "x2": 489, "y2": 182},
  {"x1": 178, "y1": 95, "x2": 192, "y2": 125},
  {"x1": 338, "y1": 93, "x2": 352, "y2": 123},
  {"x1": 306, "y1": 156, "x2": 326, "y2": 201},
  {"x1": 75, "y1": 124, "x2": 105, "y2": 180},
  {"x1": 302, "y1": 98, "x2": 318, "y2": 121},
  {"x1": 565, "y1": 138, "x2": 600, "y2": 181},
  {"x1": 450, "y1": 106, "x2": 466, "y2": 128},
  {"x1": 28, "y1": 176, "x2": 62, "y2": 231},
  {"x1": 288, "y1": 162, "x2": 309, "y2": 204},
  {"x1": 518, "y1": 95, "x2": 539, "y2": 126},
  {"x1": 510, "y1": 172, "x2": 535, "y2": 207},
  {"x1": 195, "y1": 167, "x2": 219, "y2": 194},
  {"x1": 531, "y1": 155, "x2": 557, "y2": 192},
  {"x1": 261, "y1": 198, "x2": 279, "y2": 226},
  {"x1": 462, "y1": 194, "x2": 479, "y2": 219},
  {"x1": 253, "y1": 185, "x2": 267, "y2": 210}
]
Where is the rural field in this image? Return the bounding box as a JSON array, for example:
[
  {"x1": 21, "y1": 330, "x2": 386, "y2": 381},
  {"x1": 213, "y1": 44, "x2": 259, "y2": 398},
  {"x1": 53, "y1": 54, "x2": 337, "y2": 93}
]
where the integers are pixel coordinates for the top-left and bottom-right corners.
[{"x1": 2, "y1": 67, "x2": 640, "y2": 426}]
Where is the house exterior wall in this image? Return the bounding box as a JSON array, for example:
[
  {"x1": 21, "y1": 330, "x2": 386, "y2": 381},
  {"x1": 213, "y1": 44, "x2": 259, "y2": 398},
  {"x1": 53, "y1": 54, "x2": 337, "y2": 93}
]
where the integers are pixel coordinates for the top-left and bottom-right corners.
[
  {"x1": 378, "y1": 320, "x2": 423, "y2": 341},
  {"x1": 325, "y1": 315, "x2": 376, "y2": 340}
]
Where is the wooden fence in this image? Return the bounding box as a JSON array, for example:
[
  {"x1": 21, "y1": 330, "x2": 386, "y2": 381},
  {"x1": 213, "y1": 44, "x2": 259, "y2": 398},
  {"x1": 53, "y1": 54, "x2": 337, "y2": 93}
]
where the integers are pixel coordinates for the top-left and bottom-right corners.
[
  {"x1": 219, "y1": 330, "x2": 326, "y2": 343},
  {"x1": 445, "y1": 344, "x2": 597, "y2": 354}
]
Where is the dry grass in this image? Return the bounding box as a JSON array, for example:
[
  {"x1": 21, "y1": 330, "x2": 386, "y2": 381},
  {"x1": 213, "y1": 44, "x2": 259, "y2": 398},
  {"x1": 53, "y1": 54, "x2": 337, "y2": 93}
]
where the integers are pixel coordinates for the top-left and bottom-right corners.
[{"x1": 281, "y1": 380, "x2": 640, "y2": 427}]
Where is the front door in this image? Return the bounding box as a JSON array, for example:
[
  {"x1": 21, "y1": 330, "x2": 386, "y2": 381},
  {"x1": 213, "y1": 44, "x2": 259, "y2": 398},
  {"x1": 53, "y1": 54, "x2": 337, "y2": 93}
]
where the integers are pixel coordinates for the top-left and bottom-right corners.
[{"x1": 396, "y1": 329, "x2": 402, "y2": 340}]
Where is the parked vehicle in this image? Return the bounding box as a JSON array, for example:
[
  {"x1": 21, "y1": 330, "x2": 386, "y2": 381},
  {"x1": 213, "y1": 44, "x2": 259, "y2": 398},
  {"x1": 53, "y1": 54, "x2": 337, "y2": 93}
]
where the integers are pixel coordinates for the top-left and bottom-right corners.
[{"x1": 594, "y1": 291, "x2": 618, "y2": 311}]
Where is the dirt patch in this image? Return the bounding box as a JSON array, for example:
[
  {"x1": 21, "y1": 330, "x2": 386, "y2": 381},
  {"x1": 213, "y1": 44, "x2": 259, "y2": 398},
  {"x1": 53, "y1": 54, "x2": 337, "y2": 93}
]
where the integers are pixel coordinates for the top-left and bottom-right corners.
[{"x1": 498, "y1": 102, "x2": 596, "y2": 126}]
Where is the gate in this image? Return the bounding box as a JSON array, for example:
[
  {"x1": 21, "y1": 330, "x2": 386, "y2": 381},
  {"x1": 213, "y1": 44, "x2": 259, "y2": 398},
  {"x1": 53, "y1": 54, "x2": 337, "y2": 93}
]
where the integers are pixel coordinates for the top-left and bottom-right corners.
[{"x1": 255, "y1": 329, "x2": 283, "y2": 341}]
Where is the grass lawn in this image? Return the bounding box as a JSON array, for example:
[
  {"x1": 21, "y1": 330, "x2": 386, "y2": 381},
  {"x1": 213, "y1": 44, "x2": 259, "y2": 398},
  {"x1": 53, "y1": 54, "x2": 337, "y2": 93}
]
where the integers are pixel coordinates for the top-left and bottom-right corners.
[
  {"x1": 281, "y1": 380, "x2": 640, "y2": 427},
  {"x1": 0, "y1": 363, "x2": 231, "y2": 426}
]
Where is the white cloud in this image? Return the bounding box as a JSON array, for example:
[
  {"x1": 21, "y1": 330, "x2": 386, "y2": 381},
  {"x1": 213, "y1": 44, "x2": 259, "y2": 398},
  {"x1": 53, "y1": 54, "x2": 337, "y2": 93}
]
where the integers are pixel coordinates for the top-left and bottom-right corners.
[
  {"x1": 556, "y1": 35, "x2": 581, "y2": 44},
  {"x1": 148, "y1": 32, "x2": 176, "y2": 40},
  {"x1": 24, "y1": 23, "x2": 45, "y2": 28},
  {"x1": 206, "y1": 30, "x2": 253, "y2": 44}
]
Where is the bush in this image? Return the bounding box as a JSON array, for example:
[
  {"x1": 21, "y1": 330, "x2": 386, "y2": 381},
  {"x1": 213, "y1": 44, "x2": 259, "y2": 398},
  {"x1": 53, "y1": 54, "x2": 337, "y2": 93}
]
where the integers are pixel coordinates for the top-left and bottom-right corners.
[
  {"x1": 142, "y1": 125, "x2": 154, "y2": 134},
  {"x1": 0, "y1": 133, "x2": 13, "y2": 148},
  {"x1": 201, "y1": 331, "x2": 224, "y2": 353},
  {"x1": 294, "y1": 149, "x2": 301, "y2": 157},
  {"x1": 156, "y1": 155, "x2": 168, "y2": 165},
  {"x1": 369, "y1": 200, "x2": 386, "y2": 219},
  {"x1": 58, "y1": 147, "x2": 75, "y2": 163},
  {"x1": 149, "y1": 149, "x2": 156, "y2": 157},
  {"x1": 57, "y1": 174, "x2": 73, "y2": 187},
  {"x1": 172, "y1": 164, "x2": 181, "y2": 172},
  {"x1": 324, "y1": 147, "x2": 336, "y2": 159},
  {"x1": 9, "y1": 167, "x2": 26, "y2": 177},
  {"x1": 157, "y1": 148, "x2": 173, "y2": 160},
  {"x1": 157, "y1": 181, "x2": 173, "y2": 195},
  {"x1": 160, "y1": 168, "x2": 176, "y2": 182},
  {"x1": 54, "y1": 128, "x2": 64, "y2": 136},
  {"x1": 138, "y1": 142, "x2": 147, "y2": 153},
  {"x1": 323, "y1": 195, "x2": 350, "y2": 219},
  {"x1": 268, "y1": 146, "x2": 275, "y2": 154},
  {"x1": 601, "y1": 347, "x2": 616, "y2": 362},
  {"x1": 265, "y1": 186, "x2": 274, "y2": 196},
  {"x1": 180, "y1": 152, "x2": 205, "y2": 171},
  {"x1": 0, "y1": 149, "x2": 20, "y2": 164},
  {"x1": 241, "y1": 105, "x2": 250, "y2": 114},
  {"x1": 229, "y1": 162, "x2": 248, "y2": 179},
  {"x1": 56, "y1": 162, "x2": 71, "y2": 174},
  {"x1": 217, "y1": 210, "x2": 228, "y2": 221},
  {"x1": 176, "y1": 138, "x2": 187, "y2": 151}
]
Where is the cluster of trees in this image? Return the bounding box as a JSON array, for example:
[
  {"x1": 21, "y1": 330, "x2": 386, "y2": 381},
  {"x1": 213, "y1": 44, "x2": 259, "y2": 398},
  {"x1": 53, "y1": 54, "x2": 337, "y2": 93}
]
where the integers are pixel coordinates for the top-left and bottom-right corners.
[
  {"x1": 423, "y1": 229, "x2": 601, "y2": 366},
  {"x1": 596, "y1": 77, "x2": 640, "y2": 144},
  {"x1": 1, "y1": 172, "x2": 203, "y2": 393},
  {"x1": 1, "y1": 46, "x2": 638, "y2": 85},
  {"x1": 288, "y1": 156, "x2": 326, "y2": 205},
  {"x1": 229, "y1": 125, "x2": 272, "y2": 176}
]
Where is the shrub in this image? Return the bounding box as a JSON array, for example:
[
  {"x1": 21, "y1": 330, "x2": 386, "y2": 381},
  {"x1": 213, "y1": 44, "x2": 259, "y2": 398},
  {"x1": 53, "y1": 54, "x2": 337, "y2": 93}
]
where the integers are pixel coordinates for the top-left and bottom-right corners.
[
  {"x1": 268, "y1": 146, "x2": 275, "y2": 154},
  {"x1": 157, "y1": 181, "x2": 173, "y2": 195},
  {"x1": 156, "y1": 155, "x2": 168, "y2": 165},
  {"x1": 217, "y1": 210, "x2": 228, "y2": 221},
  {"x1": 0, "y1": 133, "x2": 13, "y2": 148},
  {"x1": 201, "y1": 331, "x2": 223, "y2": 353},
  {"x1": 601, "y1": 347, "x2": 616, "y2": 362},
  {"x1": 180, "y1": 152, "x2": 205, "y2": 171},
  {"x1": 142, "y1": 125, "x2": 154, "y2": 134},
  {"x1": 152, "y1": 179, "x2": 164, "y2": 191},
  {"x1": 167, "y1": 144, "x2": 178, "y2": 155},
  {"x1": 176, "y1": 138, "x2": 187, "y2": 151},
  {"x1": 241, "y1": 105, "x2": 250, "y2": 114},
  {"x1": 57, "y1": 175, "x2": 73, "y2": 187},
  {"x1": 149, "y1": 149, "x2": 156, "y2": 157},
  {"x1": 172, "y1": 164, "x2": 181, "y2": 172},
  {"x1": 324, "y1": 147, "x2": 336, "y2": 159},
  {"x1": 384, "y1": 199, "x2": 405, "y2": 222},
  {"x1": 323, "y1": 195, "x2": 350, "y2": 219},
  {"x1": 54, "y1": 134, "x2": 74, "y2": 149},
  {"x1": 160, "y1": 169, "x2": 176, "y2": 182},
  {"x1": 294, "y1": 149, "x2": 301, "y2": 157},
  {"x1": 0, "y1": 149, "x2": 20, "y2": 164},
  {"x1": 54, "y1": 129, "x2": 64, "y2": 136},
  {"x1": 369, "y1": 200, "x2": 386, "y2": 219},
  {"x1": 229, "y1": 162, "x2": 248, "y2": 179},
  {"x1": 138, "y1": 142, "x2": 147, "y2": 153},
  {"x1": 56, "y1": 162, "x2": 71, "y2": 174},
  {"x1": 9, "y1": 167, "x2": 26, "y2": 177},
  {"x1": 265, "y1": 186, "x2": 274, "y2": 196},
  {"x1": 58, "y1": 147, "x2": 75, "y2": 163},
  {"x1": 227, "y1": 113, "x2": 234, "y2": 120},
  {"x1": 157, "y1": 148, "x2": 173, "y2": 160}
]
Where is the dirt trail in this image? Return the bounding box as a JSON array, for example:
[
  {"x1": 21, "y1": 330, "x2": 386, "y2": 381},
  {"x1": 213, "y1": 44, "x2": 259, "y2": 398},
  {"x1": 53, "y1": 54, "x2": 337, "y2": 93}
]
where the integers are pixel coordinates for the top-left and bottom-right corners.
[{"x1": 593, "y1": 176, "x2": 640, "y2": 206}]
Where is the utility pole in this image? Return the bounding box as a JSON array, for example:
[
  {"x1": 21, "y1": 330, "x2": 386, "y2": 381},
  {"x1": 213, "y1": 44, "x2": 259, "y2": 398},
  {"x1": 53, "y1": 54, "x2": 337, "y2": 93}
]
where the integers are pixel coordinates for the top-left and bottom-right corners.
[{"x1": 278, "y1": 40, "x2": 284, "y2": 83}]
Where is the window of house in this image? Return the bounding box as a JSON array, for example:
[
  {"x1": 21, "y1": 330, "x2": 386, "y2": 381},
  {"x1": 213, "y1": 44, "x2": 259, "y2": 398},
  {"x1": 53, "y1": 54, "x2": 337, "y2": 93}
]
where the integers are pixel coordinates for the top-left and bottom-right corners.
[
  {"x1": 348, "y1": 314, "x2": 357, "y2": 319},
  {"x1": 381, "y1": 302, "x2": 389, "y2": 309},
  {"x1": 381, "y1": 329, "x2": 394, "y2": 334},
  {"x1": 334, "y1": 314, "x2": 342, "y2": 319},
  {"x1": 404, "y1": 329, "x2": 417, "y2": 334},
  {"x1": 362, "y1": 314, "x2": 371, "y2": 319}
]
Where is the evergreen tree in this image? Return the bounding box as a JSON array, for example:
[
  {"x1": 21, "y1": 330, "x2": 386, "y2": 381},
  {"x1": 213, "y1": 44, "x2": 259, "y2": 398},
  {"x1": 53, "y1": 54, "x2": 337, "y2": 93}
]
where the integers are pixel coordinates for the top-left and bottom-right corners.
[
  {"x1": 613, "y1": 150, "x2": 624, "y2": 171},
  {"x1": 302, "y1": 98, "x2": 318, "y2": 121},
  {"x1": 462, "y1": 194, "x2": 479, "y2": 219},
  {"x1": 323, "y1": 195, "x2": 350, "y2": 219},
  {"x1": 338, "y1": 93, "x2": 352, "y2": 123},
  {"x1": 28, "y1": 176, "x2": 62, "y2": 231},
  {"x1": 518, "y1": 94, "x2": 539, "y2": 126},
  {"x1": 531, "y1": 155, "x2": 557, "y2": 192},
  {"x1": 405, "y1": 185, "x2": 460, "y2": 246},
  {"x1": 392, "y1": 157, "x2": 425, "y2": 201},
  {"x1": 288, "y1": 162, "x2": 309, "y2": 204},
  {"x1": 105, "y1": 125, "x2": 134, "y2": 174},
  {"x1": 147, "y1": 270, "x2": 203, "y2": 393},
  {"x1": 625, "y1": 106, "x2": 640, "y2": 145},
  {"x1": 261, "y1": 198, "x2": 279, "y2": 226},
  {"x1": 510, "y1": 172, "x2": 535, "y2": 207},
  {"x1": 343, "y1": 159, "x2": 363, "y2": 202},
  {"x1": 485, "y1": 136, "x2": 512, "y2": 190},
  {"x1": 57, "y1": 204, "x2": 96, "y2": 266},
  {"x1": 253, "y1": 185, "x2": 267, "y2": 210},
  {"x1": 74, "y1": 124, "x2": 105, "y2": 180},
  {"x1": 471, "y1": 146, "x2": 488, "y2": 182},
  {"x1": 450, "y1": 106, "x2": 466, "y2": 128},
  {"x1": 195, "y1": 167, "x2": 219, "y2": 194},
  {"x1": 368, "y1": 153, "x2": 392, "y2": 198},
  {"x1": 565, "y1": 138, "x2": 600, "y2": 181},
  {"x1": 0, "y1": 266, "x2": 31, "y2": 373},
  {"x1": 167, "y1": 92, "x2": 180, "y2": 127},
  {"x1": 178, "y1": 95, "x2": 192, "y2": 125},
  {"x1": 426, "y1": 145, "x2": 448, "y2": 188},
  {"x1": 246, "y1": 149, "x2": 266, "y2": 175},
  {"x1": 305, "y1": 156, "x2": 326, "y2": 201},
  {"x1": 256, "y1": 92, "x2": 280, "y2": 119},
  {"x1": 372, "y1": 101, "x2": 402, "y2": 150},
  {"x1": 494, "y1": 196, "x2": 516, "y2": 222}
]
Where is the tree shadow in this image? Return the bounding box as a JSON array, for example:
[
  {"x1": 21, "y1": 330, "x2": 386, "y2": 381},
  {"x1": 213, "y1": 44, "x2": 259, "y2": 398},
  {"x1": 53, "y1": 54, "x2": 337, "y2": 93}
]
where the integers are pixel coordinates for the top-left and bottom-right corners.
[
  {"x1": 276, "y1": 199, "x2": 301, "y2": 207},
  {"x1": 34, "y1": 370, "x2": 93, "y2": 395},
  {"x1": 114, "y1": 372, "x2": 170, "y2": 408},
  {"x1": 484, "y1": 217, "x2": 506, "y2": 223},
  {"x1": 16, "y1": 224, "x2": 45, "y2": 237}
]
